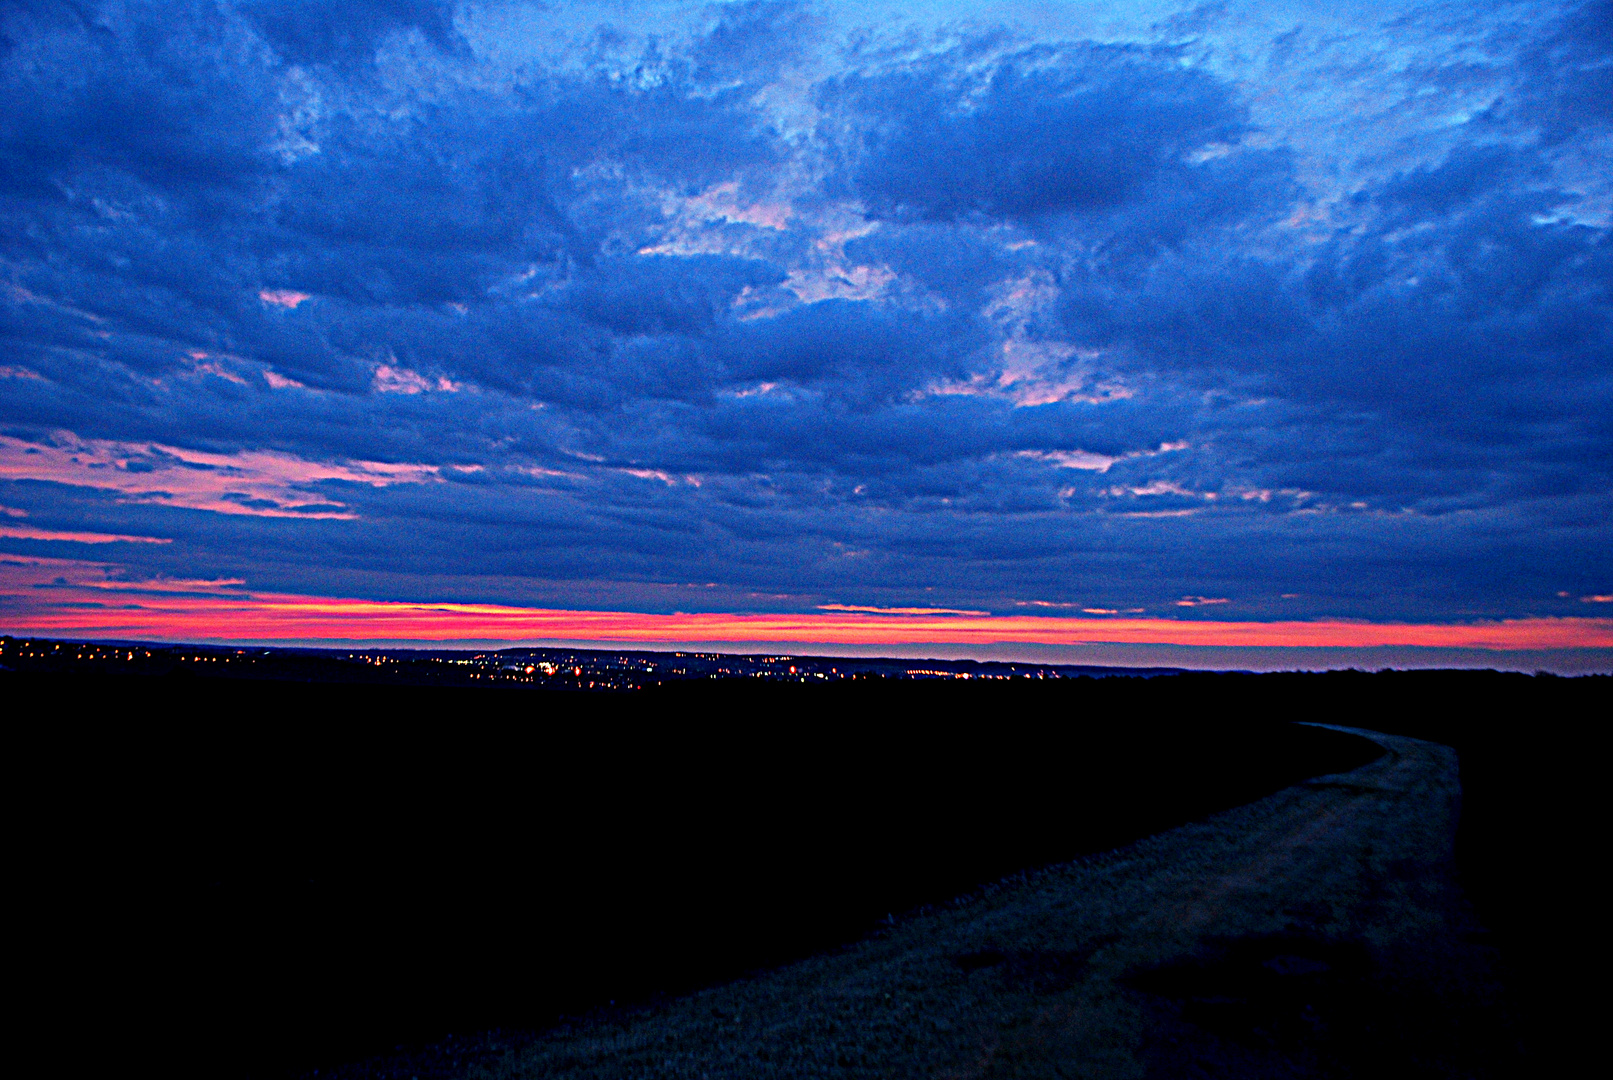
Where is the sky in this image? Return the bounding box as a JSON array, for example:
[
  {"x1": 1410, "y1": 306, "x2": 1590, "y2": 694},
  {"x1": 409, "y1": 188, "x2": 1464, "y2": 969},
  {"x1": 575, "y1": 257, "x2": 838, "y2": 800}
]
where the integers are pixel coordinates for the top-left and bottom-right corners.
[{"x1": 1, "y1": 0, "x2": 1610, "y2": 669}]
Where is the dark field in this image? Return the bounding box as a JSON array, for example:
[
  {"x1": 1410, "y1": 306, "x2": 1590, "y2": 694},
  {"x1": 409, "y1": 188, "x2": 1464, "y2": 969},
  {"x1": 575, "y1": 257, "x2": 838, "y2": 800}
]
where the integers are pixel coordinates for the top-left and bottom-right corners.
[{"x1": 5, "y1": 667, "x2": 1603, "y2": 1078}]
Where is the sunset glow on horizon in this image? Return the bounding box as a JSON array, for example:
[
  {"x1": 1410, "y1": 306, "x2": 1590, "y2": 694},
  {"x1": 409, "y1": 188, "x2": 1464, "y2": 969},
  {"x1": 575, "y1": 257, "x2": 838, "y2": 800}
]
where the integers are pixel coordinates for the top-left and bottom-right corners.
[{"x1": 4, "y1": 558, "x2": 1609, "y2": 653}]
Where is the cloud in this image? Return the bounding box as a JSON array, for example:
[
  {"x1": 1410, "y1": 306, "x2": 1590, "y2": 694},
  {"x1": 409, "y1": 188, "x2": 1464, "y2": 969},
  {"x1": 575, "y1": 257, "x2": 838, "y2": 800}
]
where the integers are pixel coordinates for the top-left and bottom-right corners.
[
  {"x1": 0, "y1": 2, "x2": 1608, "y2": 640},
  {"x1": 1507, "y1": 0, "x2": 1613, "y2": 143},
  {"x1": 0, "y1": 433, "x2": 434, "y2": 519},
  {"x1": 826, "y1": 42, "x2": 1252, "y2": 224},
  {"x1": 259, "y1": 290, "x2": 310, "y2": 309},
  {"x1": 818, "y1": 603, "x2": 989, "y2": 616},
  {"x1": 0, "y1": 524, "x2": 169, "y2": 543},
  {"x1": 692, "y1": 0, "x2": 821, "y2": 84},
  {"x1": 239, "y1": 0, "x2": 464, "y2": 67}
]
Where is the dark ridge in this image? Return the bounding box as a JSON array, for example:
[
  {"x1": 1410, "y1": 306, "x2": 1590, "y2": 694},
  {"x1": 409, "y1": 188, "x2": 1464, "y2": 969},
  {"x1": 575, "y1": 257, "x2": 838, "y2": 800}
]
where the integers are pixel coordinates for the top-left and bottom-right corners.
[{"x1": 11, "y1": 667, "x2": 1598, "y2": 1079}]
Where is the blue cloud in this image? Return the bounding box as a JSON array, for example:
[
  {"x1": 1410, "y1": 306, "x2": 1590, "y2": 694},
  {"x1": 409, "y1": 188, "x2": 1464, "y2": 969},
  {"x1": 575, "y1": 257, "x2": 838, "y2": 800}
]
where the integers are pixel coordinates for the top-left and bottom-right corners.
[
  {"x1": 241, "y1": 0, "x2": 464, "y2": 67},
  {"x1": 827, "y1": 43, "x2": 1248, "y2": 223},
  {"x1": 0, "y1": 1, "x2": 1609, "y2": 628}
]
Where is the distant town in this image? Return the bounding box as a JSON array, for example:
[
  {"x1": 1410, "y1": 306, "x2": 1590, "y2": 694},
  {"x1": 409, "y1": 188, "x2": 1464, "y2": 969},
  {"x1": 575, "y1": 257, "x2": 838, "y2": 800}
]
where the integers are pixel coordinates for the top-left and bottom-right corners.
[{"x1": 0, "y1": 636, "x2": 1184, "y2": 691}]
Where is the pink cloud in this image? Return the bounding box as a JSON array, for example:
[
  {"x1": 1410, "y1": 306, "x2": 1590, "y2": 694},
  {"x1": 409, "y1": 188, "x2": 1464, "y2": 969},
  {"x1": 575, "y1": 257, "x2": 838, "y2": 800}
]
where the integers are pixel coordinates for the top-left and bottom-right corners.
[
  {"x1": 189, "y1": 360, "x2": 249, "y2": 385},
  {"x1": 374, "y1": 364, "x2": 461, "y2": 394},
  {"x1": 1017, "y1": 449, "x2": 1117, "y2": 471},
  {"x1": 0, "y1": 433, "x2": 440, "y2": 519},
  {"x1": 373, "y1": 364, "x2": 432, "y2": 393},
  {"x1": 621, "y1": 467, "x2": 681, "y2": 485},
  {"x1": 258, "y1": 289, "x2": 310, "y2": 309},
  {"x1": 0, "y1": 525, "x2": 170, "y2": 544},
  {"x1": 818, "y1": 604, "x2": 990, "y2": 616}
]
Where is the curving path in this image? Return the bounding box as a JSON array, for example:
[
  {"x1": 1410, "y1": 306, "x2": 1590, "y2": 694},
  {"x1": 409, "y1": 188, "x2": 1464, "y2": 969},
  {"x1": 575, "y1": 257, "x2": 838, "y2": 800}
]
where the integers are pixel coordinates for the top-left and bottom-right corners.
[{"x1": 477, "y1": 728, "x2": 1514, "y2": 1079}]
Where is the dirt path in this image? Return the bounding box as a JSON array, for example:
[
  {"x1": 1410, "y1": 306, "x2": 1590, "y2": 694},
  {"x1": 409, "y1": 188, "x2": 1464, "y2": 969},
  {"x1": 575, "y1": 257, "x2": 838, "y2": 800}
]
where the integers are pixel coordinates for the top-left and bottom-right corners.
[{"x1": 479, "y1": 728, "x2": 1513, "y2": 1079}]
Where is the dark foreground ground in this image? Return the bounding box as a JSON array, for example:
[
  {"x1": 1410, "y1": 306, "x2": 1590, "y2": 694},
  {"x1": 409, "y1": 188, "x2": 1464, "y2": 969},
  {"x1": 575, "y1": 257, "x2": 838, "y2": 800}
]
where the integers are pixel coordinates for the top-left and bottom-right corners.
[
  {"x1": 475, "y1": 727, "x2": 1491, "y2": 1080},
  {"x1": 4, "y1": 668, "x2": 1603, "y2": 1078}
]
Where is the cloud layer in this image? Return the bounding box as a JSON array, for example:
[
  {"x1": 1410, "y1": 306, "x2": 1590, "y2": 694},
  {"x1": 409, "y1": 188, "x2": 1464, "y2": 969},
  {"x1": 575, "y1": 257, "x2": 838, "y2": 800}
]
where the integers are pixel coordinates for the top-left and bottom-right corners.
[{"x1": 1, "y1": 0, "x2": 1609, "y2": 640}]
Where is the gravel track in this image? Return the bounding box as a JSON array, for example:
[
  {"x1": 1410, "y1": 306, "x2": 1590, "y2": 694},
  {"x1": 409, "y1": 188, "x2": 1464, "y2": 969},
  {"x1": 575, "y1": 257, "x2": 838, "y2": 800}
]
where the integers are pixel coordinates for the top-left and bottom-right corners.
[{"x1": 459, "y1": 728, "x2": 1511, "y2": 1079}]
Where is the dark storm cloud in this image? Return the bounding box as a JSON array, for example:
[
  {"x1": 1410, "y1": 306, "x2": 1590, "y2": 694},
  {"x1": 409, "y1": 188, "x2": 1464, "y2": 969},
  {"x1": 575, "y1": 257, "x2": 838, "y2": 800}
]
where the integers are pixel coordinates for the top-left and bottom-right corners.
[
  {"x1": 0, "y1": 2, "x2": 787, "y2": 397},
  {"x1": 1057, "y1": 137, "x2": 1613, "y2": 509},
  {"x1": 0, "y1": 3, "x2": 276, "y2": 202},
  {"x1": 825, "y1": 42, "x2": 1248, "y2": 223},
  {"x1": 240, "y1": 0, "x2": 463, "y2": 67},
  {"x1": 715, "y1": 298, "x2": 984, "y2": 402},
  {"x1": 692, "y1": 0, "x2": 821, "y2": 83},
  {"x1": 0, "y1": 1, "x2": 1609, "y2": 624},
  {"x1": 1507, "y1": 0, "x2": 1613, "y2": 141}
]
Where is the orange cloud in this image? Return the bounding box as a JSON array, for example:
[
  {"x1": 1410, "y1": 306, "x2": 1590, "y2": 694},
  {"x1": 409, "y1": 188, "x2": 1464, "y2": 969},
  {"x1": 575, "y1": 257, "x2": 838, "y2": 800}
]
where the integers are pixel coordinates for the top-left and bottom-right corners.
[{"x1": 2, "y1": 560, "x2": 1610, "y2": 650}]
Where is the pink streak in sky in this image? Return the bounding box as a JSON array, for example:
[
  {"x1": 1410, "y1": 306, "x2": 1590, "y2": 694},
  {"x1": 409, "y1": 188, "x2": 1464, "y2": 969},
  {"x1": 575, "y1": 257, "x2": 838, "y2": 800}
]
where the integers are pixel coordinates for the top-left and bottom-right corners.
[
  {"x1": 2, "y1": 558, "x2": 1609, "y2": 650},
  {"x1": 0, "y1": 526, "x2": 170, "y2": 544}
]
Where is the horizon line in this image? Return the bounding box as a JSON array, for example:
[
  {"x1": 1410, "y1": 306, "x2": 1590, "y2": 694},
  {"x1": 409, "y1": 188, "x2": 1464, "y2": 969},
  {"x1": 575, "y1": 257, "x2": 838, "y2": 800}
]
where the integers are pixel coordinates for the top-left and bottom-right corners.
[{"x1": 4, "y1": 580, "x2": 1613, "y2": 653}]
